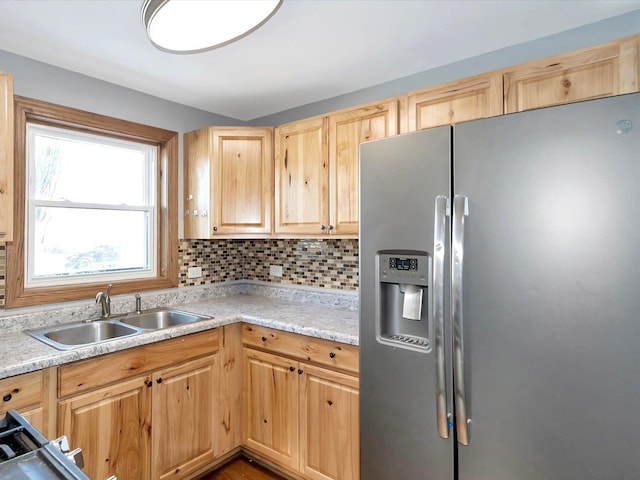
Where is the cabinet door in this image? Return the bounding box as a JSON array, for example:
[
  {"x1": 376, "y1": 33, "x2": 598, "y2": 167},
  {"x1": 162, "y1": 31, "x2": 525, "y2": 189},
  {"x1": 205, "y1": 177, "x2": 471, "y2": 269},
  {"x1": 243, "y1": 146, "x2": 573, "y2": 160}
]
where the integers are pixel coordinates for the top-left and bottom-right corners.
[
  {"x1": 151, "y1": 355, "x2": 218, "y2": 480},
  {"x1": 275, "y1": 116, "x2": 329, "y2": 235},
  {"x1": 58, "y1": 376, "x2": 151, "y2": 480},
  {"x1": 0, "y1": 71, "x2": 13, "y2": 241},
  {"x1": 183, "y1": 128, "x2": 211, "y2": 239},
  {"x1": 242, "y1": 348, "x2": 300, "y2": 471},
  {"x1": 300, "y1": 364, "x2": 359, "y2": 480},
  {"x1": 328, "y1": 100, "x2": 399, "y2": 236},
  {"x1": 211, "y1": 128, "x2": 273, "y2": 236},
  {"x1": 407, "y1": 73, "x2": 503, "y2": 131},
  {"x1": 504, "y1": 36, "x2": 639, "y2": 113}
]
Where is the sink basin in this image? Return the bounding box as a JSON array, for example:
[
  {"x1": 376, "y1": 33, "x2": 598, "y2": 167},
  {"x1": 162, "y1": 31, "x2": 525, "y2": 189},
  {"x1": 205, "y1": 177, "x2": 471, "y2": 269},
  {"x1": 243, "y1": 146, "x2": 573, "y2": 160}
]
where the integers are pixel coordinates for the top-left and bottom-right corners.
[
  {"x1": 117, "y1": 309, "x2": 209, "y2": 330},
  {"x1": 28, "y1": 321, "x2": 139, "y2": 350}
]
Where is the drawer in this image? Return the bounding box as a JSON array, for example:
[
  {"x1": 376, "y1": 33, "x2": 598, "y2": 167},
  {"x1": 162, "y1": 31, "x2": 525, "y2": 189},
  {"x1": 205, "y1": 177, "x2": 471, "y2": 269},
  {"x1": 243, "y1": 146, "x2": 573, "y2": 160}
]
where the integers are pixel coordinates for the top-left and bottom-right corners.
[
  {"x1": 0, "y1": 370, "x2": 43, "y2": 413},
  {"x1": 59, "y1": 329, "x2": 219, "y2": 398},
  {"x1": 242, "y1": 324, "x2": 358, "y2": 375}
]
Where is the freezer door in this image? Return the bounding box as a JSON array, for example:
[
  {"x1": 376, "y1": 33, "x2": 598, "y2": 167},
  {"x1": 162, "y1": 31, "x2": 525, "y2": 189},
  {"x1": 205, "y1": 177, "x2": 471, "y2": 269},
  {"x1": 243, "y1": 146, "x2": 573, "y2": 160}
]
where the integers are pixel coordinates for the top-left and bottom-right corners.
[
  {"x1": 454, "y1": 93, "x2": 640, "y2": 479},
  {"x1": 359, "y1": 127, "x2": 453, "y2": 480}
]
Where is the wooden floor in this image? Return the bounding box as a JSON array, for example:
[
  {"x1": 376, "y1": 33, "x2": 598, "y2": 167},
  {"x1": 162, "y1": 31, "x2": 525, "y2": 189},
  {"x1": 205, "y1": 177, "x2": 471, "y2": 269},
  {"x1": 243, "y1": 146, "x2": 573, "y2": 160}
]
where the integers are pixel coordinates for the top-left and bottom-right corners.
[{"x1": 200, "y1": 457, "x2": 286, "y2": 480}]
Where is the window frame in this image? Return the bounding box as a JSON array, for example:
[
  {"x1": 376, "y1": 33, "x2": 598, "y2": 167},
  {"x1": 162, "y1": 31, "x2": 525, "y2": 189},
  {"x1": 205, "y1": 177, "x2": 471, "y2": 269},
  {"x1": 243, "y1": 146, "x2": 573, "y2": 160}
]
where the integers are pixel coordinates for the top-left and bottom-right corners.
[{"x1": 7, "y1": 96, "x2": 178, "y2": 308}]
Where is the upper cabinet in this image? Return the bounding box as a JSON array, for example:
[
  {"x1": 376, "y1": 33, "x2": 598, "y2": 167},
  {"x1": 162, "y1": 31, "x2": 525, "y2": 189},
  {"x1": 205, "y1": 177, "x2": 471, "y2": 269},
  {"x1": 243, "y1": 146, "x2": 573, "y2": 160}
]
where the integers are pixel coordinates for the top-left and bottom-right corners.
[
  {"x1": 328, "y1": 100, "x2": 399, "y2": 236},
  {"x1": 504, "y1": 36, "x2": 639, "y2": 113},
  {"x1": 0, "y1": 71, "x2": 13, "y2": 242},
  {"x1": 275, "y1": 100, "x2": 399, "y2": 237},
  {"x1": 274, "y1": 116, "x2": 329, "y2": 236},
  {"x1": 407, "y1": 73, "x2": 503, "y2": 131},
  {"x1": 184, "y1": 127, "x2": 273, "y2": 238}
]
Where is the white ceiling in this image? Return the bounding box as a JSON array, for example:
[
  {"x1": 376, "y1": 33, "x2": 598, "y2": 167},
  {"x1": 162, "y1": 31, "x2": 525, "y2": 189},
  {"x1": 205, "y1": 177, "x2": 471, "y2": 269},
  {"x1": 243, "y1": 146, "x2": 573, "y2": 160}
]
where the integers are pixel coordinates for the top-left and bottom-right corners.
[{"x1": 0, "y1": 0, "x2": 638, "y2": 121}]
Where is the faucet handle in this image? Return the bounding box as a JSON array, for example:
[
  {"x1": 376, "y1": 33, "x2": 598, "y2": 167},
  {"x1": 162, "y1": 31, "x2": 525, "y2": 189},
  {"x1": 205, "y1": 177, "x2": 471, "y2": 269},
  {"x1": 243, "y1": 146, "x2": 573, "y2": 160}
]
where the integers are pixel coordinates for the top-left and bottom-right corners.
[{"x1": 106, "y1": 283, "x2": 113, "y2": 296}]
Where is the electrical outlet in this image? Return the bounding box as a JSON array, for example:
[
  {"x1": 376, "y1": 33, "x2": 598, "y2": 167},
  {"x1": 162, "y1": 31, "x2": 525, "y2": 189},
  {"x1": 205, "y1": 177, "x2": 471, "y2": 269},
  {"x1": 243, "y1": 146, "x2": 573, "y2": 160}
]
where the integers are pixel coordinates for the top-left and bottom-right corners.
[
  {"x1": 269, "y1": 265, "x2": 283, "y2": 277},
  {"x1": 187, "y1": 266, "x2": 202, "y2": 279}
]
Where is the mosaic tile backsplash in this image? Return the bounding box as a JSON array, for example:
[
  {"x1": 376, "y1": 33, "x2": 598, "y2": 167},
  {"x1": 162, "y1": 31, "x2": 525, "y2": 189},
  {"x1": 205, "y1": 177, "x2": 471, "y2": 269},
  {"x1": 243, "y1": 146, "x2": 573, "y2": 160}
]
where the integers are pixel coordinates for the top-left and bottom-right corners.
[
  {"x1": 0, "y1": 239, "x2": 358, "y2": 308},
  {"x1": 179, "y1": 239, "x2": 359, "y2": 290}
]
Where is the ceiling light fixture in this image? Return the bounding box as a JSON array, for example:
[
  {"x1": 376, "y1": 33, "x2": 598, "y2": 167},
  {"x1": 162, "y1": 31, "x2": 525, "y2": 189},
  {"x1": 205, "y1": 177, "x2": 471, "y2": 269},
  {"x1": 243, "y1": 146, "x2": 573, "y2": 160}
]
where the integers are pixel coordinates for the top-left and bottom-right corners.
[{"x1": 142, "y1": 0, "x2": 282, "y2": 54}]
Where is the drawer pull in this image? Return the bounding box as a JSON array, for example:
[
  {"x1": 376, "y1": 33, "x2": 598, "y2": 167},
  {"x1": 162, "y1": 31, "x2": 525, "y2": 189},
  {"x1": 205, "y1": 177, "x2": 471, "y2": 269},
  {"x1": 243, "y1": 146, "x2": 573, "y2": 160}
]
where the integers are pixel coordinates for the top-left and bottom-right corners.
[
  {"x1": 261, "y1": 336, "x2": 267, "y2": 342},
  {"x1": 329, "y1": 352, "x2": 336, "y2": 359},
  {"x1": 156, "y1": 378, "x2": 163, "y2": 384},
  {"x1": 298, "y1": 369, "x2": 303, "y2": 375},
  {"x1": 289, "y1": 366, "x2": 295, "y2": 372},
  {"x1": 145, "y1": 381, "x2": 153, "y2": 388},
  {"x1": 2, "y1": 394, "x2": 11, "y2": 402}
]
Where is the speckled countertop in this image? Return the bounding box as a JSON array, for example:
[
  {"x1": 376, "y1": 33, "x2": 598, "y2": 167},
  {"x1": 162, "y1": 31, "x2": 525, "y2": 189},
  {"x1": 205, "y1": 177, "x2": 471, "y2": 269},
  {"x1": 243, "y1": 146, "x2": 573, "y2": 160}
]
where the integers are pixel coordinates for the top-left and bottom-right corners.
[{"x1": 0, "y1": 282, "x2": 359, "y2": 380}]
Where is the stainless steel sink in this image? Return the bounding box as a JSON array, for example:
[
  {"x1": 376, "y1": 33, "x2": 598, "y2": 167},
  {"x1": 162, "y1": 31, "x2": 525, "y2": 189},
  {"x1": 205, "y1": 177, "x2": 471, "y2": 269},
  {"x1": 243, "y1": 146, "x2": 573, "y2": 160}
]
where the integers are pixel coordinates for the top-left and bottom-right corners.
[
  {"x1": 28, "y1": 320, "x2": 140, "y2": 350},
  {"x1": 26, "y1": 308, "x2": 211, "y2": 351},
  {"x1": 116, "y1": 309, "x2": 209, "y2": 330}
]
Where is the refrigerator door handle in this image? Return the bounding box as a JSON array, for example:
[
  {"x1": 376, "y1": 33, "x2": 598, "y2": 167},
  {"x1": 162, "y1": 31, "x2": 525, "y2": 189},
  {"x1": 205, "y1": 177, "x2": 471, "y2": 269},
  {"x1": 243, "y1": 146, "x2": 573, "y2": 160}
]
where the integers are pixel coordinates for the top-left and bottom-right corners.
[
  {"x1": 452, "y1": 194, "x2": 471, "y2": 446},
  {"x1": 433, "y1": 195, "x2": 450, "y2": 439}
]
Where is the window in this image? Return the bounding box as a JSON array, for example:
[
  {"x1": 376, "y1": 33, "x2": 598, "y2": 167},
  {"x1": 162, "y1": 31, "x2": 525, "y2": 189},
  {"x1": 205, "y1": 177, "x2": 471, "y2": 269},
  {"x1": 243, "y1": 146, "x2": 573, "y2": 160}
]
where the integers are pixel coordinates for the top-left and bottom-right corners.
[
  {"x1": 7, "y1": 97, "x2": 178, "y2": 308},
  {"x1": 26, "y1": 124, "x2": 157, "y2": 286}
]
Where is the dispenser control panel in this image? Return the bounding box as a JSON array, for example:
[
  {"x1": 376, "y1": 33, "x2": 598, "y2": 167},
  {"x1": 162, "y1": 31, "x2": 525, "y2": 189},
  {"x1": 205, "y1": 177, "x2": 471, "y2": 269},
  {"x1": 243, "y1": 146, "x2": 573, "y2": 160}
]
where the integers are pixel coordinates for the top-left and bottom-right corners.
[{"x1": 378, "y1": 251, "x2": 429, "y2": 286}]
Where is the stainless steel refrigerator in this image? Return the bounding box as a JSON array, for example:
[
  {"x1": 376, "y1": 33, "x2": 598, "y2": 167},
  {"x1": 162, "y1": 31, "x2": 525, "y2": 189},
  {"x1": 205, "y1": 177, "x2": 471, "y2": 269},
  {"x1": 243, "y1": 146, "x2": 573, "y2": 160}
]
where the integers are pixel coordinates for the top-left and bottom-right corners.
[{"x1": 359, "y1": 92, "x2": 640, "y2": 480}]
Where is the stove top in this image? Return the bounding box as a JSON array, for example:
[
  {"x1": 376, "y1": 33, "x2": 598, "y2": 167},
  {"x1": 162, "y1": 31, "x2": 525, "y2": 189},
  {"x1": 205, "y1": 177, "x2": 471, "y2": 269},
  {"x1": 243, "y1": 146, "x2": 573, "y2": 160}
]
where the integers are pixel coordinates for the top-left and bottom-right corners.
[{"x1": 0, "y1": 410, "x2": 90, "y2": 480}]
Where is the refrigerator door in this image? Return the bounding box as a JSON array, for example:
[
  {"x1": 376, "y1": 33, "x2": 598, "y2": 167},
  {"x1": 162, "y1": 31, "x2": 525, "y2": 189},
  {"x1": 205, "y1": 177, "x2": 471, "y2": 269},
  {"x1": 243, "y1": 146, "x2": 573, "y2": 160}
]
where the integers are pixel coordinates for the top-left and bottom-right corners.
[
  {"x1": 360, "y1": 127, "x2": 453, "y2": 480},
  {"x1": 454, "y1": 93, "x2": 640, "y2": 479}
]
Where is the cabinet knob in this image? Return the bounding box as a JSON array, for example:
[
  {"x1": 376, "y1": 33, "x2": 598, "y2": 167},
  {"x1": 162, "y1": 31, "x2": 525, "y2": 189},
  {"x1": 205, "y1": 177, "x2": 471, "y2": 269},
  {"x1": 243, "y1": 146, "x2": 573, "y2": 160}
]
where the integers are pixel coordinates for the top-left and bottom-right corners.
[
  {"x1": 185, "y1": 210, "x2": 190, "y2": 217},
  {"x1": 261, "y1": 336, "x2": 267, "y2": 342},
  {"x1": 156, "y1": 378, "x2": 163, "y2": 384},
  {"x1": 328, "y1": 225, "x2": 334, "y2": 231},
  {"x1": 201, "y1": 210, "x2": 208, "y2": 217},
  {"x1": 320, "y1": 224, "x2": 326, "y2": 230},
  {"x1": 2, "y1": 393, "x2": 11, "y2": 402},
  {"x1": 329, "y1": 352, "x2": 336, "y2": 359},
  {"x1": 193, "y1": 209, "x2": 198, "y2": 216},
  {"x1": 145, "y1": 380, "x2": 153, "y2": 388},
  {"x1": 298, "y1": 369, "x2": 303, "y2": 375},
  {"x1": 213, "y1": 226, "x2": 218, "y2": 232},
  {"x1": 187, "y1": 194, "x2": 193, "y2": 201},
  {"x1": 289, "y1": 366, "x2": 295, "y2": 372}
]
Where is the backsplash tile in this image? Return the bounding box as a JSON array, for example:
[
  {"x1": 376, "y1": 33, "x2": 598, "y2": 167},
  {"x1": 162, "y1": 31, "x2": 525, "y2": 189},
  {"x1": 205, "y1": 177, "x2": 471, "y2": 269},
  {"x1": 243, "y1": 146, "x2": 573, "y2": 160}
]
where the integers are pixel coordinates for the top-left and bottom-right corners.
[
  {"x1": 0, "y1": 239, "x2": 358, "y2": 309},
  {"x1": 179, "y1": 239, "x2": 359, "y2": 290}
]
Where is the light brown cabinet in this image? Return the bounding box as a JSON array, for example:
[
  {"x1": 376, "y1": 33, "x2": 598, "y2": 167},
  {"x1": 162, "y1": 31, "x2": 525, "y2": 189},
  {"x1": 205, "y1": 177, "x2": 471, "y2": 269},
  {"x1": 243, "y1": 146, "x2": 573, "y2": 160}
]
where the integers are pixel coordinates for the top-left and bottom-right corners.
[
  {"x1": 503, "y1": 36, "x2": 639, "y2": 113},
  {"x1": 243, "y1": 348, "x2": 300, "y2": 471},
  {"x1": 184, "y1": 127, "x2": 273, "y2": 238},
  {"x1": 56, "y1": 330, "x2": 220, "y2": 480},
  {"x1": 242, "y1": 324, "x2": 359, "y2": 480},
  {"x1": 151, "y1": 355, "x2": 218, "y2": 480},
  {"x1": 58, "y1": 375, "x2": 152, "y2": 480},
  {"x1": 0, "y1": 71, "x2": 13, "y2": 242},
  {"x1": 0, "y1": 369, "x2": 50, "y2": 435},
  {"x1": 275, "y1": 100, "x2": 398, "y2": 237},
  {"x1": 299, "y1": 364, "x2": 359, "y2": 480},
  {"x1": 328, "y1": 100, "x2": 399, "y2": 235},
  {"x1": 407, "y1": 73, "x2": 503, "y2": 131},
  {"x1": 274, "y1": 116, "x2": 329, "y2": 236}
]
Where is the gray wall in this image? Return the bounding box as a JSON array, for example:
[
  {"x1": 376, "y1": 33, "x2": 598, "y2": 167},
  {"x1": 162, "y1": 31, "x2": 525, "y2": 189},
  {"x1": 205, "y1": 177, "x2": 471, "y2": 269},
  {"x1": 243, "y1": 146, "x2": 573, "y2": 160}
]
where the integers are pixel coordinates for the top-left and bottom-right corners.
[
  {"x1": 0, "y1": 49, "x2": 246, "y2": 237},
  {"x1": 250, "y1": 10, "x2": 640, "y2": 126}
]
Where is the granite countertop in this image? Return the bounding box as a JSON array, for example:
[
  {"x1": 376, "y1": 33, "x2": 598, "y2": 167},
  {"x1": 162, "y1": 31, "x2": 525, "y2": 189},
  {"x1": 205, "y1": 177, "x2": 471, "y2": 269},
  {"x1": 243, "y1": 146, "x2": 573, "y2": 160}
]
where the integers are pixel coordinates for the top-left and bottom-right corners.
[{"x1": 0, "y1": 287, "x2": 360, "y2": 381}]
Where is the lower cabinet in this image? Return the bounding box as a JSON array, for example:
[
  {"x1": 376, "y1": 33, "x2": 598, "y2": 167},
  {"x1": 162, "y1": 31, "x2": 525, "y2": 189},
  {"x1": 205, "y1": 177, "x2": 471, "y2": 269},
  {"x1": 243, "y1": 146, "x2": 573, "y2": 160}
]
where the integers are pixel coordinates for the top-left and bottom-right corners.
[
  {"x1": 56, "y1": 330, "x2": 221, "y2": 480},
  {"x1": 57, "y1": 376, "x2": 152, "y2": 480},
  {"x1": 299, "y1": 364, "x2": 359, "y2": 480},
  {"x1": 242, "y1": 325, "x2": 359, "y2": 480},
  {"x1": 151, "y1": 355, "x2": 218, "y2": 480},
  {"x1": 0, "y1": 369, "x2": 52, "y2": 435}
]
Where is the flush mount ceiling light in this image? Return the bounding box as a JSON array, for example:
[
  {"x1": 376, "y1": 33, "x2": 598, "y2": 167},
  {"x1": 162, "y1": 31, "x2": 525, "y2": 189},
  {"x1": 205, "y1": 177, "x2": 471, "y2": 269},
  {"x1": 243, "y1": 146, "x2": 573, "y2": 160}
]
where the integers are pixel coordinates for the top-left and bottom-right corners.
[{"x1": 142, "y1": 0, "x2": 282, "y2": 54}]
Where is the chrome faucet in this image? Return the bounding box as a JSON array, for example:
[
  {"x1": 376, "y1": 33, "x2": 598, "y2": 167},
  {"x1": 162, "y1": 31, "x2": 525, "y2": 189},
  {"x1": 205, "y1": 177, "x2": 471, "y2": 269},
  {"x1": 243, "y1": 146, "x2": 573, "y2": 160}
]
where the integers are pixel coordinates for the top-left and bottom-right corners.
[
  {"x1": 95, "y1": 284, "x2": 112, "y2": 319},
  {"x1": 135, "y1": 293, "x2": 142, "y2": 314}
]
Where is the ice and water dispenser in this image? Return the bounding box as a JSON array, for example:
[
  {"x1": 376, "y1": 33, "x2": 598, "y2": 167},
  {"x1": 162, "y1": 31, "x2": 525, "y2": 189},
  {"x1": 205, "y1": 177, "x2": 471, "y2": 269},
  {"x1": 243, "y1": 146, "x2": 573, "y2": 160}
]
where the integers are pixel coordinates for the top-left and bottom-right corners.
[{"x1": 376, "y1": 250, "x2": 431, "y2": 353}]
